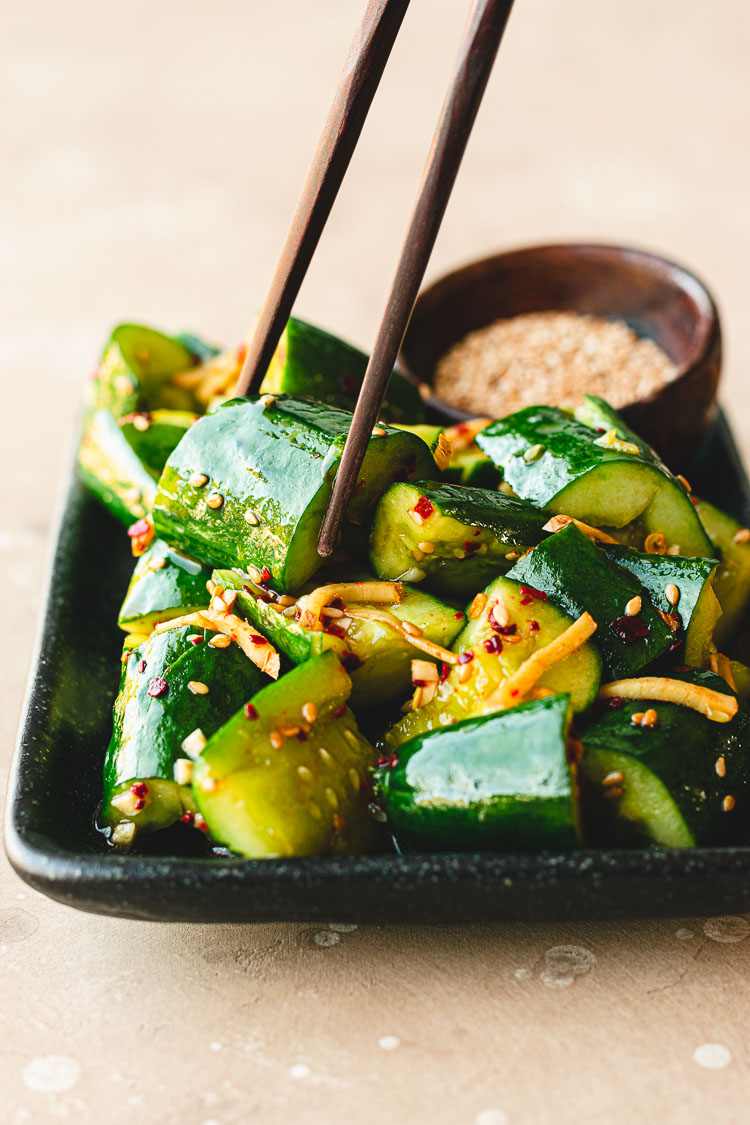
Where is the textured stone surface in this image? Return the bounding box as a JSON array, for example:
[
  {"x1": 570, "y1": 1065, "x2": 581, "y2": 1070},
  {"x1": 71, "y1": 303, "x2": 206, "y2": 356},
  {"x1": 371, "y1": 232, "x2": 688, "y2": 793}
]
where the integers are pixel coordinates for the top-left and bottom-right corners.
[{"x1": 4, "y1": 1, "x2": 750, "y2": 1121}]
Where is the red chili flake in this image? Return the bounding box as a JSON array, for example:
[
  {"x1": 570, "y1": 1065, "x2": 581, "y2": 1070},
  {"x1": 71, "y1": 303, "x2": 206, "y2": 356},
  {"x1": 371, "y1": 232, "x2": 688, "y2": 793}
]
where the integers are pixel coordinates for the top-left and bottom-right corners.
[
  {"x1": 137, "y1": 659, "x2": 147, "y2": 673},
  {"x1": 244, "y1": 702, "x2": 259, "y2": 720},
  {"x1": 127, "y1": 518, "x2": 150, "y2": 538},
  {"x1": 260, "y1": 566, "x2": 271, "y2": 584},
  {"x1": 190, "y1": 636, "x2": 203, "y2": 645},
  {"x1": 439, "y1": 662, "x2": 450, "y2": 683},
  {"x1": 413, "y1": 495, "x2": 434, "y2": 520},
  {"x1": 133, "y1": 798, "x2": 145, "y2": 811},
  {"x1": 180, "y1": 811, "x2": 194, "y2": 824},
  {"x1": 326, "y1": 623, "x2": 346, "y2": 639},
  {"x1": 328, "y1": 597, "x2": 345, "y2": 610},
  {"x1": 510, "y1": 688, "x2": 519, "y2": 697},
  {"x1": 473, "y1": 528, "x2": 481, "y2": 536},
  {"x1": 195, "y1": 816, "x2": 209, "y2": 832},
  {"x1": 412, "y1": 679, "x2": 427, "y2": 687},
  {"x1": 520, "y1": 585, "x2": 547, "y2": 602},
  {"x1": 297, "y1": 728, "x2": 309, "y2": 742},
  {"x1": 607, "y1": 696, "x2": 625, "y2": 710},
  {"x1": 669, "y1": 638, "x2": 682, "y2": 652},
  {"x1": 341, "y1": 651, "x2": 363, "y2": 673},
  {"x1": 690, "y1": 495, "x2": 699, "y2": 506},
  {"x1": 454, "y1": 611, "x2": 465, "y2": 620},
  {"x1": 249, "y1": 635, "x2": 268, "y2": 645},
  {"x1": 661, "y1": 611, "x2": 682, "y2": 634},
  {"x1": 458, "y1": 650, "x2": 474, "y2": 664},
  {"x1": 332, "y1": 705, "x2": 347, "y2": 719},
  {"x1": 610, "y1": 615, "x2": 649, "y2": 644},
  {"x1": 595, "y1": 427, "x2": 606, "y2": 434},
  {"x1": 529, "y1": 620, "x2": 540, "y2": 632},
  {"x1": 483, "y1": 635, "x2": 503, "y2": 654},
  {"x1": 147, "y1": 676, "x2": 168, "y2": 697},
  {"x1": 673, "y1": 665, "x2": 690, "y2": 674},
  {"x1": 388, "y1": 754, "x2": 399, "y2": 771},
  {"x1": 130, "y1": 782, "x2": 149, "y2": 798},
  {"x1": 463, "y1": 540, "x2": 480, "y2": 555},
  {"x1": 377, "y1": 756, "x2": 389, "y2": 767}
]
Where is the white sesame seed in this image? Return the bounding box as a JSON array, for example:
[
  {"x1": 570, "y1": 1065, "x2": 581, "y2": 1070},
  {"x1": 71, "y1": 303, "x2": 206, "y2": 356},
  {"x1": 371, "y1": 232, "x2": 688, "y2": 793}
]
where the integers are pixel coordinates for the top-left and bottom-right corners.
[{"x1": 189, "y1": 472, "x2": 209, "y2": 488}]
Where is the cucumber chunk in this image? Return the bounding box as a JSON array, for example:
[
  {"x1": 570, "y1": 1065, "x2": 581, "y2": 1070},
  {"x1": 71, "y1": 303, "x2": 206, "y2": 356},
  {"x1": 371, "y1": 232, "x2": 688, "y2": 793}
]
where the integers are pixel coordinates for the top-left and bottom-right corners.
[
  {"x1": 214, "y1": 569, "x2": 464, "y2": 706},
  {"x1": 103, "y1": 625, "x2": 267, "y2": 836},
  {"x1": 77, "y1": 409, "x2": 156, "y2": 525},
  {"x1": 118, "y1": 539, "x2": 211, "y2": 634},
  {"x1": 695, "y1": 499, "x2": 750, "y2": 648},
  {"x1": 477, "y1": 402, "x2": 713, "y2": 557},
  {"x1": 508, "y1": 523, "x2": 673, "y2": 678},
  {"x1": 369, "y1": 480, "x2": 549, "y2": 597},
  {"x1": 384, "y1": 576, "x2": 601, "y2": 751},
  {"x1": 153, "y1": 395, "x2": 435, "y2": 592},
  {"x1": 119, "y1": 409, "x2": 199, "y2": 478},
  {"x1": 193, "y1": 651, "x2": 378, "y2": 857},
  {"x1": 89, "y1": 323, "x2": 198, "y2": 417},
  {"x1": 579, "y1": 670, "x2": 750, "y2": 847},
  {"x1": 376, "y1": 694, "x2": 579, "y2": 851}
]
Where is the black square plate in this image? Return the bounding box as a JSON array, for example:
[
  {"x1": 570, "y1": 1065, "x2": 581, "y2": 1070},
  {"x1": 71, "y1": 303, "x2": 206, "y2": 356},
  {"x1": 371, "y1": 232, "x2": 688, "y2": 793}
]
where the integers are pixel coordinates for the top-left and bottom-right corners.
[{"x1": 7, "y1": 413, "x2": 750, "y2": 923}]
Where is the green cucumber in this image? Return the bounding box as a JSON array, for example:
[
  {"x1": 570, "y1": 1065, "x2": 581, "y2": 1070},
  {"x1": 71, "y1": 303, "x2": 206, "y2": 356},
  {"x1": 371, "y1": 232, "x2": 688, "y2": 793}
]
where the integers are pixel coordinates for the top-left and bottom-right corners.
[
  {"x1": 77, "y1": 409, "x2": 156, "y2": 525},
  {"x1": 153, "y1": 395, "x2": 435, "y2": 592},
  {"x1": 443, "y1": 444, "x2": 501, "y2": 489},
  {"x1": 119, "y1": 409, "x2": 199, "y2": 478},
  {"x1": 477, "y1": 403, "x2": 713, "y2": 557},
  {"x1": 260, "y1": 316, "x2": 424, "y2": 423},
  {"x1": 88, "y1": 323, "x2": 199, "y2": 417},
  {"x1": 193, "y1": 651, "x2": 378, "y2": 857},
  {"x1": 508, "y1": 523, "x2": 673, "y2": 678},
  {"x1": 695, "y1": 499, "x2": 750, "y2": 648},
  {"x1": 375, "y1": 694, "x2": 579, "y2": 851},
  {"x1": 369, "y1": 481, "x2": 549, "y2": 597},
  {"x1": 214, "y1": 568, "x2": 464, "y2": 706},
  {"x1": 602, "y1": 545, "x2": 720, "y2": 666},
  {"x1": 118, "y1": 539, "x2": 211, "y2": 634},
  {"x1": 384, "y1": 575, "x2": 601, "y2": 751},
  {"x1": 579, "y1": 670, "x2": 750, "y2": 847},
  {"x1": 102, "y1": 624, "x2": 267, "y2": 836}
]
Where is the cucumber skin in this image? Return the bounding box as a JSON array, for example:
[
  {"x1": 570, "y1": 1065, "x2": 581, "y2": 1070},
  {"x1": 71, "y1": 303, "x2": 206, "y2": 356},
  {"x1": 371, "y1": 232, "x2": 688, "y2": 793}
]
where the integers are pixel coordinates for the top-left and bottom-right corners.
[
  {"x1": 118, "y1": 539, "x2": 211, "y2": 633},
  {"x1": 602, "y1": 545, "x2": 719, "y2": 666},
  {"x1": 103, "y1": 625, "x2": 266, "y2": 831},
  {"x1": 261, "y1": 316, "x2": 424, "y2": 424},
  {"x1": 119, "y1": 410, "x2": 199, "y2": 478},
  {"x1": 508, "y1": 523, "x2": 673, "y2": 679},
  {"x1": 77, "y1": 409, "x2": 156, "y2": 526},
  {"x1": 376, "y1": 694, "x2": 579, "y2": 851},
  {"x1": 579, "y1": 670, "x2": 750, "y2": 847},
  {"x1": 696, "y1": 499, "x2": 750, "y2": 648},
  {"x1": 88, "y1": 323, "x2": 198, "y2": 417},
  {"x1": 193, "y1": 651, "x2": 379, "y2": 857},
  {"x1": 153, "y1": 396, "x2": 435, "y2": 592}
]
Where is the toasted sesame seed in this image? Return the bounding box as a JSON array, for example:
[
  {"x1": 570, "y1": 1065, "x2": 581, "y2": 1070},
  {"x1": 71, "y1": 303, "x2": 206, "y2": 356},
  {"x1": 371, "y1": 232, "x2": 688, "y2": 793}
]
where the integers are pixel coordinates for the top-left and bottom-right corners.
[
  {"x1": 630, "y1": 711, "x2": 645, "y2": 725},
  {"x1": 269, "y1": 731, "x2": 284, "y2": 750},
  {"x1": 278, "y1": 723, "x2": 300, "y2": 738},
  {"x1": 200, "y1": 777, "x2": 218, "y2": 794},
  {"x1": 279, "y1": 595, "x2": 297, "y2": 607},
  {"x1": 412, "y1": 550, "x2": 425, "y2": 562},
  {"x1": 210, "y1": 594, "x2": 227, "y2": 614},
  {"x1": 282, "y1": 605, "x2": 298, "y2": 618},
  {"x1": 401, "y1": 620, "x2": 422, "y2": 637},
  {"x1": 625, "y1": 595, "x2": 642, "y2": 617},
  {"x1": 505, "y1": 550, "x2": 520, "y2": 561},
  {"x1": 417, "y1": 541, "x2": 435, "y2": 554},
  {"x1": 206, "y1": 493, "x2": 224, "y2": 510},
  {"x1": 372, "y1": 426, "x2": 386, "y2": 437},
  {"x1": 603, "y1": 786, "x2": 625, "y2": 801},
  {"x1": 247, "y1": 564, "x2": 262, "y2": 584},
  {"x1": 297, "y1": 765, "x2": 313, "y2": 782},
  {"x1": 190, "y1": 472, "x2": 209, "y2": 488},
  {"x1": 261, "y1": 394, "x2": 277, "y2": 408},
  {"x1": 458, "y1": 662, "x2": 472, "y2": 683},
  {"x1": 244, "y1": 509, "x2": 260, "y2": 525},
  {"x1": 309, "y1": 801, "x2": 322, "y2": 820},
  {"x1": 411, "y1": 658, "x2": 438, "y2": 683},
  {"x1": 111, "y1": 822, "x2": 136, "y2": 847},
  {"x1": 665, "y1": 584, "x2": 680, "y2": 607},
  {"x1": 325, "y1": 787, "x2": 339, "y2": 809},
  {"x1": 408, "y1": 509, "x2": 424, "y2": 526},
  {"x1": 523, "y1": 443, "x2": 545, "y2": 463},
  {"x1": 733, "y1": 528, "x2": 750, "y2": 544},
  {"x1": 602, "y1": 771, "x2": 625, "y2": 787},
  {"x1": 412, "y1": 686, "x2": 423, "y2": 709},
  {"x1": 188, "y1": 680, "x2": 209, "y2": 695},
  {"x1": 641, "y1": 708, "x2": 659, "y2": 728},
  {"x1": 208, "y1": 634, "x2": 231, "y2": 649},
  {"x1": 173, "y1": 758, "x2": 194, "y2": 785},
  {"x1": 349, "y1": 768, "x2": 360, "y2": 791},
  {"x1": 344, "y1": 730, "x2": 359, "y2": 748},
  {"x1": 715, "y1": 755, "x2": 727, "y2": 778},
  {"x1": 319, "y1": 747, "x2": 333, "y2": 766},
  {"x1": 469, "y1": 592, "x2": 488, "y2": 620},
  {"x1": 321, "y1": 606, "x2": 344, "y2": 619},
  {"x1": 181, "y1": 728, "x2": 207, "y2": 759},
  {"x1": 302, "y1": 701, "x2": 317, "y2": 724},
  {"x1": 132, "y1": 413, "x2": 151, "y2": 432},
  {"x1": 723, "y1": 795, "x2": 736, "y2": 812}
]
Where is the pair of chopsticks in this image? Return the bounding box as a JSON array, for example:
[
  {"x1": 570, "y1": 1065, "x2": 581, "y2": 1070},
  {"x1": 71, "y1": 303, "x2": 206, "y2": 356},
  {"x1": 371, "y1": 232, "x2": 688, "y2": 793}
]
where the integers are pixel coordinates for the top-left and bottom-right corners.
[{"x1": 236, "y1": 0, "x2": 516, "y2": 557}]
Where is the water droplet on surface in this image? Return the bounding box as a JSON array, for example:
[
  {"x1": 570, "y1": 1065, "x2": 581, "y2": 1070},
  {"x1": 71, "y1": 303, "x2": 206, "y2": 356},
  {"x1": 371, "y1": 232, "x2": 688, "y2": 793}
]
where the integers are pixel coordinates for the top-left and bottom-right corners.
[
  {"x1": 703, "y1": 916, "x2": 750, "y2": 943},
  {"x1": 313, "y1": 931, "x2": 340, "y2": 947},
  {"x1": 693, "y1": 1043, "x2": 732, "y2": 1069},
  {"x1": 675, "y1": 928, "x2": 694, "y2": 940},
  {"x1": 540, "y1": 945, "x2": 595, "y2": 987},
  {"x1": 23, "y1": 1055, "x2": 80, "y2": 1093},
  {"x1": 0, "y1": 909, "x2": 39, "y2": 943}
]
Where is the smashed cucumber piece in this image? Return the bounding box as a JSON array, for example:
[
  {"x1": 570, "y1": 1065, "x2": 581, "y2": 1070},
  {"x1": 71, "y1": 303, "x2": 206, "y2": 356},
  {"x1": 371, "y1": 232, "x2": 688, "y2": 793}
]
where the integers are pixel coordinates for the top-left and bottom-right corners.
[
  {"x1": 579, "y1": 670, "x2": 750, "y2": 847},
  {"x1": 88, "y1": 323, "x2": 199, "y2": 417},
  {"x1": 477, "y1": 402, "x2": 713, "y2": 557},
  {"x1": 153, "y1": 395, "x2": 435, "y2": 592},
  {"x1": 77, "y1": 408, "x2": 156, "y2": 526},
  {"x1": 384, "y1": 576, "x2": 601, "y2": 752},
  {"x1": 193, "y1": 651, "x2": 378, "y2": 857},
  {"x1": 119, "y1": 409, "x2": 199, "y2": 478},
  {"x1": 118, "y1": 539, "x2": 211, "y2": 634},
  {"x1": 695, "y1": 499, "x2": 750, "y2": 649},
  {"x1": 214, "y1": 569, "x2": 465, "y2": 706},
  {"x1": 102, "y1": 625, "x2": 267, "y2": 837},
  {"x1": 376, "y1": 694, "x2": 580, "y2": 851},
  {"x1": 369, "y1": 480, "x2": 549, "y2": 597}
]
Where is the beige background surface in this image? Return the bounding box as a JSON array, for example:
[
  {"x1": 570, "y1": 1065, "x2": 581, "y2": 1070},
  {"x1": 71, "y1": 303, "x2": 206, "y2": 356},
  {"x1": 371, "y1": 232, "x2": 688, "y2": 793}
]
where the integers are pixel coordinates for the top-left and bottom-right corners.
[{"x1": 4, "y1": 1, "x2": 750, "y2": 1122}]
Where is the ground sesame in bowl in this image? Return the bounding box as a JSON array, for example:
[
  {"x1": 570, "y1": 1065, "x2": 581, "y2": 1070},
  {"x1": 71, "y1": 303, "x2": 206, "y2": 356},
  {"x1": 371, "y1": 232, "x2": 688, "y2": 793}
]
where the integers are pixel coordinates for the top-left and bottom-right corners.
[{"x1": 433, "y1": 310, "x2": 678, "y2": 415}]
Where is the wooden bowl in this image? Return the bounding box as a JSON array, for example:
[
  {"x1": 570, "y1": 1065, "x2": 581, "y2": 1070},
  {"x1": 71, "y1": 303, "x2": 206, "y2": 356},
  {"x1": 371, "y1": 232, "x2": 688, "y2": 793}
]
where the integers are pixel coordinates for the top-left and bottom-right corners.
[{"x1": 399, "y1": 243, "x2": 721, "y2": 467}]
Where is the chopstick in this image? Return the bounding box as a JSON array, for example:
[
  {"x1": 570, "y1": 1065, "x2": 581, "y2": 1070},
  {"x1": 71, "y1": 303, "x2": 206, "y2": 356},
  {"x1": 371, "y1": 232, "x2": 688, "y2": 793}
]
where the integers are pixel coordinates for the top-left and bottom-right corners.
[
  {"x1": 235, "y1": 0, "x2": 411, "y2": 398},
  {"x1": 317, "y1": 0, "x2": 515, "y2": 557}
]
